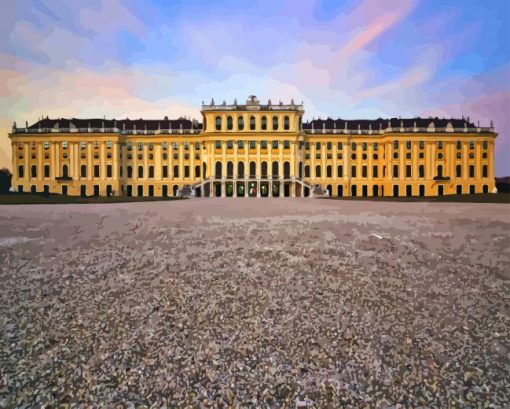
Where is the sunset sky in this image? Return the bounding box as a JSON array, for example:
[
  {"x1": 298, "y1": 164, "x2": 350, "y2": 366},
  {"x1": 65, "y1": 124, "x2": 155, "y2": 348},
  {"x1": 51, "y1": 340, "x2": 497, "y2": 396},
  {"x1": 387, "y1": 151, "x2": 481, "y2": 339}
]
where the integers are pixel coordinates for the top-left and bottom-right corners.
[{"x1": 1, "y1": 0, "x2": 509, "y2": 174}]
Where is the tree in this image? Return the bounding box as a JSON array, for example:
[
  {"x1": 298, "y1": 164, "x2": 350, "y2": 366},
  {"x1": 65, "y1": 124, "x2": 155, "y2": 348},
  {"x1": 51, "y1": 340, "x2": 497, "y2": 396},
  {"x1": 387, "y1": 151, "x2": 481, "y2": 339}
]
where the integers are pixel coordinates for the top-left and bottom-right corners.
[{"x1": 0, "y1": 168, "x2": 12, "y2": 194}]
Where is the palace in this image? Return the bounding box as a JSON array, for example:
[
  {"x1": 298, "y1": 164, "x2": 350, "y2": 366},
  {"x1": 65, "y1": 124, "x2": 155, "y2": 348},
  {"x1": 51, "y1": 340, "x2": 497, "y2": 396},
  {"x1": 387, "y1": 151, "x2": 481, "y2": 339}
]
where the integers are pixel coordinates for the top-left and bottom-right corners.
[{"x1": 8, "y1": 95, "x2": 497, "y2": 198}]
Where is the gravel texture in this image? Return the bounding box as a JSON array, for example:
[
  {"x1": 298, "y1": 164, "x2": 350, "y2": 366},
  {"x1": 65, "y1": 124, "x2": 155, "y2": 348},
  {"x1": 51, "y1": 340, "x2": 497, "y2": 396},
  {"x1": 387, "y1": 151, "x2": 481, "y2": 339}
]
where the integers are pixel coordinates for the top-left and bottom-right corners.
[{"x1": 1, "y1": 198, "x2": 509, "y2": 408}]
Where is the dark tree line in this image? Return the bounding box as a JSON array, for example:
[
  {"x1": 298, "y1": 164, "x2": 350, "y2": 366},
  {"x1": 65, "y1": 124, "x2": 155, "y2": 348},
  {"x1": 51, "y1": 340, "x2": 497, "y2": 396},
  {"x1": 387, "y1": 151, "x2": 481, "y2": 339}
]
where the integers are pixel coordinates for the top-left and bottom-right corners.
[{"x1": 0, "y1": 168, "x2": 12, "y2": 194}]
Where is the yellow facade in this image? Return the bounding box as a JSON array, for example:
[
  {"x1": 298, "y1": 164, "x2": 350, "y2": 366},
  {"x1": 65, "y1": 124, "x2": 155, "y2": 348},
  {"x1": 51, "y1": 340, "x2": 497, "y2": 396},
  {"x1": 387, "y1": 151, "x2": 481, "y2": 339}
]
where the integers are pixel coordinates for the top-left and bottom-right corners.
[{"x1": 8, "y1": 96, "x2": 497, "y2": 198}]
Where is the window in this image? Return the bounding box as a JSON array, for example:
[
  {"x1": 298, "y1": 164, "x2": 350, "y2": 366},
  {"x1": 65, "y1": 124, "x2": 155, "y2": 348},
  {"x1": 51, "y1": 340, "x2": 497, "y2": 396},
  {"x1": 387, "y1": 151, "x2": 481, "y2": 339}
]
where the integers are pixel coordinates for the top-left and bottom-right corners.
[
  {"x1": 149, "y1": 166, "x2": 154, "y2": 178},
  {"x1": 315, "y1": 165, "x2": 321, "y2": 178},
  {"x1": 327, "y1": 165, "x2": 332, "y2": 178},
  {"x1": 337, "y1": 165, "x2": 343, "y2": 177},
  {"x1": 351, "y1": 165, "x2": 357, "y2": 178},
  {"x1": 305, "y1": 165, "x2": 310, "y2": 177},
  {"x1": 184, "y1": 166, "x2": 190, "y2": 178},
  {"x1": 227, "y1": 140, "x2": 233, "y2": 149},
  {"x1": 31, "y1": 165, "x2": 37, "y2": 178},
  {"x1": 437, "y1": 141, "x2": 443, "y2": 149},
  {"x1": 419, "y1": 141, "x2": 424, "y2": 150},
  {"x1": 456, "y1": 165, "x2": 462, "y2": 177},
  {"x1": 483, "y1": 140, "x2": 488, "y2": 150},
  {"x1": 137, "y1": 142, "x2": 142, "y2": 151},
  {"x1": 362, "y1": 142, "x2": 367, "y2": 151},
  {"x1": 81, "y1": 141, "x2": 86, "y2": 149},
  {"x1": 351, "y1": 154, "x2": 356, "y2": 160},
  {"x1": 107, "y1": 165, "x2": 112, "y2": 178},
  {"x1": 437, "y1": 165, "x2": 443, "y2": 178},
  {"x1": 163, "y1": 166, "x2": 168, "y2": 178},
  {"x1": 283, "y1": 140, "x2": 290, "y2": 149},
  {"x1": 393, "y1": 140, "x2": 398, "y2": 150},
  {"x1": 469, "y1": 165, "x2": 475, "y2": 178},
  {"x1": 137, "y1": 166, "x2": 143, "y2": 178},
  {"x1": 249, "y1": 140, "x2": 256, "y2": 149},
  {"x1": 127, "y1": 166, "x2": 132, "y2": 178},
  {"x1": 393, "y1": 165, "x2": 399, "y2": 178},
  {"x1": 284, "y1": 116, "x2": 290, "y2": 130},
  {"x1": 62, "y1": 141, "x2": 68, "y2": 149},
  {"x1": 94, "y1": 141, "x2": 99, "y2": 149},
  {"x1": 373, "y1": 143, "x2": 378, "y2": 151},
  {"x1": 261, "y1": 140, "x2": 267, "y2": 149},
  {"x1": 44, "y1": 141, "x2": 50, "y2": 150},
  {"x1": 456, "y1": 141, "x2": 462, "y2": 150},
  {"x1": 227, "y1": 116, "x2": 233, "y2": 130},
  {"x1": 406, "y1": 141, "x2": 411, "y2": 150},
  {"x1": 373, "y1": 165, "x2": 378, "y2": 178},
  {"x1": 18, "y1": 165, "x2": 24, "y2": 178},
  {"x1": 272, "y1": 116, "x2": 279, "y2": 130},
  {"x1": 316, "y1": 142, "x2": 321, "y2": 150},
  {"x1": 238, "y1": 116, "x2": 244, "y2": 131},
  {"x1": 238, "y1": 140, "x2": 244, "y2": 149},
  {"x1": 44, "y1": 165, "x2": 50, "y2": 178},
  {"x1": 393, "y1": 152, "x2": 398, "y2": 159},
  {"x1": 482, "y1": 165, "x2": 488, "y2": 178},
  {"x1": 373, "y1": 154, "x2": 378, "y2": 160},
  {"x1": 172, "y1": 142, "x2": 178, "y2": 150},
  {"x1": 469, "y1": 141, "x2": 475, "y2": 150},
  {"x1": 106, "y1": 140, "x2": 112, "y2": 149},
  {"x1": 406, "y1": 165, "x2": 412, "y2": 178},
  {"x1": 327, "y1": 142, "x2": 332, "y2": 151},
  {"x1": 261, "y1": 116, "x2": 267, "y2": 130},
  {"x1": 338, "y1": 142, "x2": 343, "y2": 150},
  {"x1": 362, "y1": 166, "x2": 367, "y2": 178},
  {"x1": 250, "y1": 116, "x2": 256, "y2": 130},
  {"x1": 215, "y1": 141, "x2": 221, "y2": 149},
  {"x1": 94, "y1": 165, "x2": 100, "y2": 178},
  {"x1": 419, "y1": 165, "x2": 424, "y2": 178},
  {"x1": 215, "y1": 116, "x2": 222, "y2": 131},
  {"x1": 305, "y1": 142, "x2": 310, "y2": 150},
  {"x1": 351, "y1": 142, "x2": 356, "y2": 151},
  {"x1": 272, "y1": 140, "x2": 278, "y2": 149}
]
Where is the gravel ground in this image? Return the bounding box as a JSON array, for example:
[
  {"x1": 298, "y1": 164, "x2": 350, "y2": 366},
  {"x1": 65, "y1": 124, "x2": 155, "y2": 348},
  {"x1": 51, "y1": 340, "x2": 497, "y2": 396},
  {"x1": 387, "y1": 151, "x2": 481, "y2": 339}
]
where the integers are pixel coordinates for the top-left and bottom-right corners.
[{"x1": 1, "y1": 198, "x2": 509, "y2": 408}]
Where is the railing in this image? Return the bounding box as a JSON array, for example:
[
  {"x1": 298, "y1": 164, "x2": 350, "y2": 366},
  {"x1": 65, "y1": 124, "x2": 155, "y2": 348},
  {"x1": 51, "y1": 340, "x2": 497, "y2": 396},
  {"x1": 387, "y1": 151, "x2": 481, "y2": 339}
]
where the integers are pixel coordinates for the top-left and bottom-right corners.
[
  {"x1": 13, "y1": 127, "x2": 201, "y2": 135},
  {"x1": 201, "y1": 104, "x2": 304, "y2": 111},
  {"x1": 303, "y1": 126, "x2": 494, "y2": 134}
]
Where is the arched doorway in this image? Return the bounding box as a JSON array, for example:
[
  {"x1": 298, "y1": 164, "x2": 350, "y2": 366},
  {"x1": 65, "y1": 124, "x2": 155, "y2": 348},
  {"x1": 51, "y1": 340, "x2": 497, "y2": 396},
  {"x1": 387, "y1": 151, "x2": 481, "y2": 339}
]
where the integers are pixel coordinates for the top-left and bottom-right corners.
[
  {"x1": 326, "y1": 184, "x2": 332, "y2": 196},
  {"x1": 337, "y1": 185, "x2": 343, "y2": 197},
  {"x1": 373, "y1": 185, "x2": 379, "y2": 197}
]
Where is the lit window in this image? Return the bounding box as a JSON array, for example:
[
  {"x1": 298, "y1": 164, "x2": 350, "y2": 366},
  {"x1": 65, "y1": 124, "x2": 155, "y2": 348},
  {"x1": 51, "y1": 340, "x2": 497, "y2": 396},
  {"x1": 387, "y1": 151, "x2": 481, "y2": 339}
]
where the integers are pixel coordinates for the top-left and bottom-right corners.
[
  {"x1": 62, "y1": 141, "x2": 68, "y2": 149},
  {"x1": 44, "y1": 141, "x2": 50, "y2": 149}
]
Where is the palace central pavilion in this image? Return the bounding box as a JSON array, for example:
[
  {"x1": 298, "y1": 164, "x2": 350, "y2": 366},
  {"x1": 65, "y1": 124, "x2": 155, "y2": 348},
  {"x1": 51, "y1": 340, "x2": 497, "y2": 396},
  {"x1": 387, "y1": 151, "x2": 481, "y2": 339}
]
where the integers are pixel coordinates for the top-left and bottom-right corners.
[{"x1": 8, "y1": 95, "x2": 497, "y2": 198}]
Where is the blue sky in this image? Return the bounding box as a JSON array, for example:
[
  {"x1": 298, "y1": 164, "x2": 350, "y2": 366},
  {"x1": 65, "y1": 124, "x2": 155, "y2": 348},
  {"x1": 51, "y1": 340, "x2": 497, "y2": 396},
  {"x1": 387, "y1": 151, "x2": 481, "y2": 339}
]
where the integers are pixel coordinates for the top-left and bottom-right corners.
[{"x1": 1, "y1": 0, "x2": 509, "y2": 174}]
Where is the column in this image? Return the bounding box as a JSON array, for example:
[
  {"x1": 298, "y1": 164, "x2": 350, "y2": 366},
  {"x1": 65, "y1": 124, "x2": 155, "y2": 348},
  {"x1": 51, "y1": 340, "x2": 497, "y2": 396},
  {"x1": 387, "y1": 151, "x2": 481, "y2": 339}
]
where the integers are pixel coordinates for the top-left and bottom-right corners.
[
  {"x1": 155, "y1": 144, "x2": 162, "y2": 179},
  {"x1": 24, "y1": 143, "x2": 29, "y2": 181},
  {"x1": 475, "y1": 141, "x2": 481, "y2": 179},
  {"x1": 221, "y1": 181, "x2": 225, "y2": 197},
  {"x1": 257, "y1": 181, "x2": 261, "y2": 198},
  {"x1": 209, "y1": 180, "x2": 213, "y2": 197},
  {"x1": 113, "y1": 143, "x2": 119, "y2": 179},
  {"x1": 101, "y1": 142, "x2": 106, "y2": 181},
  {"x1": 50, "y1": 143, "x2": 56, "y2": 179},
  {"x1": 87, "y1": 142, "x2": 92, "y2": 180},
  {"x1": 462, "y1": 142, "x2": 468, "y2": 181}
]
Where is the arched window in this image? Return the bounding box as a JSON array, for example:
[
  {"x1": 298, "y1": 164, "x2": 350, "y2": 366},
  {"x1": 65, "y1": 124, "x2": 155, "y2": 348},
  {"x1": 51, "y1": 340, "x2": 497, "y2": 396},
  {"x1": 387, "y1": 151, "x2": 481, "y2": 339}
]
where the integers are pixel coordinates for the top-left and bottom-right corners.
[
  {"x1": 238, "y1": 116, "x2": 244, "y2": 131},
  {"x1": 261, "y1": 116, "x2": 267, "y2": 131},
  {"x1": 393, "y1": 165, "x2": 399, "y2": 178},
  {"x1": 62, "y1": 165, "x2": 69, "y2": 178},
  {"x1": 250, "y1": 116, "x2": 256, "y2": 130},
  {"x1": 18, "y1": 165, "x2": 24, "y2": 178},
  {"x1": 326, "y1": 165, "x2": 332, "y2": 178},
  {"x1": 272, "y1": 116, "x2": 279, "y2": 131},
  {"x1": 138, "y1": 166, "x2": 144, "y2": 178},
  {"x1": 215, "y1": 116, "x2": 222, "y2": 131},
  {"x1": 419, "y1": 165, "x2": 424, "y2": 178},
  {"x1": 304, "y1": 165, "x2": 310, "y2": 178},
  {"x1": 298, "y1": 161, "x2": 303, "y2": 178},
  {"x1": 215, "y1": 161, "x2": 222, "y2": 178},
  {"x1": 227, "y1": 161, "x2": 234, "y2": 178},
  {"x1": 195, "y1": 165, "x2": 200, "y2": 178},
  {"x1": 337, "y1": 165, "x2": 343, "y2": 178},
  {"x1": 261, "y1": 161, "x2": 268, "y2": 177},
  {"x1": 238, "y1": 162, "x2": 245, "y2": 178},
  {"x1": 272, "y1": 161, "x2": 279, "y2": 178},
  {"x1": 284, "y1": 162, "x2": 290, "y2": 178},
  {"x1": 249, "y1": 161, "x2": 256, "y2": 178},
  {"x1": 149, "y1": 166, "x2": 154, "y2": 178},
  {"x1": 81, "y1": 165, "x2": 87, "y2": 178},
  {"x1": 227, "y1": 116, "x2": 233, "y2": 130},
  {"x1": 284, "y1": 116, "x2": 290, "y2": 130},
  {"x1": 31, "y1": 165, "x2": 37, "y2": 178},
  {"x1": 437, "y1": 165, "x2": 443, "y2": 178},
  {"x1": 316, "y1": 165, "x2": 321, "y2": 178},
  {"x1": 456, "y1": 165, "x2": 462, "y2": 178},
  {"x1": 173, "y1": 165, "x2": 179, "y2": 178}
]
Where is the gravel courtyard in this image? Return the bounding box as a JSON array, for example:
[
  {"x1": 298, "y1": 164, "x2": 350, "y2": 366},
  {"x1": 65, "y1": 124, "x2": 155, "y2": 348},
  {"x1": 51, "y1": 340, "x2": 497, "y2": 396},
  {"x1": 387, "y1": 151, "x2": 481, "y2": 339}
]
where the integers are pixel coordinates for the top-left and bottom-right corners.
[{"x1": 1, "y1": 198, "x2": 509, "y2": 408}]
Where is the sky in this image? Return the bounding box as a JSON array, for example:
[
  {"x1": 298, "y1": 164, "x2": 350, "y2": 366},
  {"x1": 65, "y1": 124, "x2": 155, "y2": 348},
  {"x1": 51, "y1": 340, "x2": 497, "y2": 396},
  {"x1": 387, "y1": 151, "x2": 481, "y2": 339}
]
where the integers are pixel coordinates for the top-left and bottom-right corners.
[{"x1": 0, "y1": 0, "x2": 509, "y2": 175}]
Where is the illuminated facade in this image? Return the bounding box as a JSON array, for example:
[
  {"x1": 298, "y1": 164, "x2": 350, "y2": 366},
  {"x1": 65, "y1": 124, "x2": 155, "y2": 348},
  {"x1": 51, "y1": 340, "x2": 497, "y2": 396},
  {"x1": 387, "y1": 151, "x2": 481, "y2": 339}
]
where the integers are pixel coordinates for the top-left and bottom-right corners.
[{"x1": 8, "y1": 95, "x2": 497, "y2": 197}]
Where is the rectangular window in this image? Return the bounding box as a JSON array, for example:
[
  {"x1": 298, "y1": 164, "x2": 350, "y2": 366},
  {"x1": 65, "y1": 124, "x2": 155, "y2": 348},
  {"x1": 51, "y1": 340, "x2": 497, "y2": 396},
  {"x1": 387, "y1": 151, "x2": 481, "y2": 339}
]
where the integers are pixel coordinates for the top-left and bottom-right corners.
[
  {"x1": 406, "y1": 165, "x2": 412, "y2": 178},
  {"x1": 393, "y1": 165, "x2": 399, "y2": 178},
  {"x1": 373, "y1": 165, "x2": 378, "y2": 178},
  {"x1": 373, "y1": 143, "x2": 378, "y2": 151},
  {"x1": 138, "y1": 142, "x2": 143, "y2": 151},
  {"x1": 315, "y1": 142, "x2": 321, "y2": 150},
  {"x1": 351, "y1": 165, "x2": 357, "y2": 178},
  {"x1": 238, "y1": 140, "x2": 244, "y2": 149},
  {"x1": 94, "y1": 141, "x2": 99, "y2": 149},
  {"x1": 327, "y1": 142, "x2": 332, "y2": 151},
  {"x1": 419, "y1": 165, "x2": 424, "y2": 178},
  {"x1": 44, "y1": 165, "x2": 50, "y2": 178},
  {"x1": 127, "y1": 142, "x2": 132, "y2": 151},
  {"x1": 44, "y1": 141, "x2": 50, "y2": 150},
  {"x1": 163, "y1": 166, "x2": 168, "y2": 177},
  {"x1": 337, "y1": 142, "x2": 343, "y2": 151},
  {"x1": 107, "y1": 165, "x2": 112, "y2": 178},
  {"x1": 469, "y1": 165, "x2": 475, "y2": 178},
  {"x1": 173, "y1": 142, "x2": 178, "y2": 150},
  {"x1": 162, "y1": 142, "x2": 168, "y2": 150},
  {"x1": 226, "y1": 140, "x2": 233, "y2": 149},
  {"x1": 215, "y1": 140, "x2": 221, "y2": 149},
  {"x1": 184, "y1": 166, "x2": 190, "y2": 178},
  {"x1": 106, "y1": 140, "x2": 112, "y2": 148},
  {"x1": 184, "y1": 142, "x2": 189, "y2": 150},
  {"x1": 18, "y1": 165, "x2": 24, "y2": 178},
  {"x1": 283, "y1": 140, "x2": 290, "y2": 149},
  {"x1": 469, "y1": 141, "x2": 475, "y2": 149},
  {"x1": 261, "y1": 140, "x2": 267, "y2": 149},
  {"x1": 456, "y1": 141, "x2": 462, "y2": 150},
  {"x1": 62, "y1": 141, "x2": 68, "y2": 149},
  {"x1": 393, "y1": 140, "x2": 398, "y2": 150},
  {"x1": 351, "y1": 142, "x2": 356, "y2": 151},
  {"x1": 437, "y1": 141, "x2": 443, "y2": 149},
  {"x1": 482, "y1": 140, "x2": 488, "y2": 150},
  {"x1": 362, "y1": 166, "x2": 367, "y2": 178},
  {"x1": 305, "y1": 142, "x2": 310, "y2": 150},
  {"x1": 482, "y1": 165, "x2": 488, "y2": 178},
  {"x1": 419, "y1": 141, "x2": 424, "y2": 150},
  {"x1": 272, "y1": 140, "x2": 278, "y2": 149},
  {"x1": 406, "y1": 141, "x2": 411, "y2": 150},
  {"x1": 94, "y1": 165, "x2": 100, "y2": 178},
  {"x1": 249, "y1": 141, "x2": 256, "y2": 149}
]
